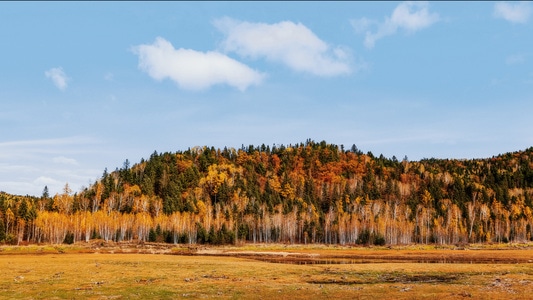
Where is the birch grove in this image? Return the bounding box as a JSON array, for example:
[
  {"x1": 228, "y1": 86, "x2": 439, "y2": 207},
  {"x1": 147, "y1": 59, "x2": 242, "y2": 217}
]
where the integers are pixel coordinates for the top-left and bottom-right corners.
[{"x1": 1, "y1": 141, "x2": 532, "y2": 245}]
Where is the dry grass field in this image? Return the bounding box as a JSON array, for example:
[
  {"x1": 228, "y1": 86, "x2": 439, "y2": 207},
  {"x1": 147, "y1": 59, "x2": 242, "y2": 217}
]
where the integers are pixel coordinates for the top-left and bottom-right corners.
[{"x1": 1, "y1": 243, "x2": 533, "y2": 299}]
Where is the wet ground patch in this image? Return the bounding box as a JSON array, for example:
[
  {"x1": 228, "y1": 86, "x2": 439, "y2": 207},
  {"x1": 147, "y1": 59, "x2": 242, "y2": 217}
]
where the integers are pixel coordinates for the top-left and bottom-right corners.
[{"x1": 307, "y1": 272, "x2": 463, "y2": 285}]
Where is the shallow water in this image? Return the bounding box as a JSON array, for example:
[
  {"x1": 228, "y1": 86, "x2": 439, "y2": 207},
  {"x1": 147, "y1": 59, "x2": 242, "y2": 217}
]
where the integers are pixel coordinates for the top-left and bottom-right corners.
[{"x1": 251, "y1": 257, "x2": 529, "y2": 265}]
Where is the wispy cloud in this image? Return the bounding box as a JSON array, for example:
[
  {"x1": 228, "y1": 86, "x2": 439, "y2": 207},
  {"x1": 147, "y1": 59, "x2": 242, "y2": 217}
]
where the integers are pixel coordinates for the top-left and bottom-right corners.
[
  {"x1": 505, "y1": 54, "x2": 526, "y2": 65},
  {"x1": 0, "y1": 136, "x2": 98, "y2": 149},
  {"x1": 352, "y1": 1, "x2": 440, "y2": 49},
  {"x1": 132, "y1": 37, "x2": 264, "y2": 91},
  {"x1": 104, "y1": 72, "x2": 114, "y2": 81},
  {"x1": 34, "y1": 176, "x2": 62, "y2": 186},
  {"x1": 214, "y1": 17, "x2": 351, "y2": 76},
  {"x1": 0, "y1": 136, "x2": 103, "y2": 196},
  {"x1": 53, "y1": 156, "x2": 79, "y2": 166},
  {"x1": 45, "y1": 67, "x2": 69, "y2": 90},
  {"x1": 0, "y1": 136, "x2": 100, "y2": 164},
  {"x1": 494, "y1": 1, "x2": 531, "y2": 24}
]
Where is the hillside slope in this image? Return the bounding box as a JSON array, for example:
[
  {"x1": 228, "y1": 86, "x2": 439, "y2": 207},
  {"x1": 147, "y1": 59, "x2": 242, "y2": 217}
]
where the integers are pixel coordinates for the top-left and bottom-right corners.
[{"x1": 1, "y1": 140, "x2": 533, "y2": 245}]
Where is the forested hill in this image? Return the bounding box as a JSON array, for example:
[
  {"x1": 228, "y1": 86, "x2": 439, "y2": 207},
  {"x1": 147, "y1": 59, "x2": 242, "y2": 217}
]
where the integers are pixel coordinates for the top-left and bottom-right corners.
[{"x1": 2, "y1": 140, "x2": 533, "y2": 246}]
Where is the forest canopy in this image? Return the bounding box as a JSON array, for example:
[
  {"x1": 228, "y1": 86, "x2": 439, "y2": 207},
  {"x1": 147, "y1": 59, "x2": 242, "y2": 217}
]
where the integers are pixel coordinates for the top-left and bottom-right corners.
[{"x1": 2, "y1": 140, "x2": 533, "y2": 246}]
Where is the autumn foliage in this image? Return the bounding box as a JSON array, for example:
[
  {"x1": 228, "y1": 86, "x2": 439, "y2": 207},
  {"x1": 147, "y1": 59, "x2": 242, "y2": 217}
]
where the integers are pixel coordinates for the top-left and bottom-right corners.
[{"x1": 1, "y1": 140, "x2": 533, "y2": 245}]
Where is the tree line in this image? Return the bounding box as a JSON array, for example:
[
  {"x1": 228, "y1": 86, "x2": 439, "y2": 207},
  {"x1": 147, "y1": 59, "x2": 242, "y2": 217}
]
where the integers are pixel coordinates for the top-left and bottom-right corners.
[{"x1": 1, "y1": 140, "x2": 533, "y2": 246}]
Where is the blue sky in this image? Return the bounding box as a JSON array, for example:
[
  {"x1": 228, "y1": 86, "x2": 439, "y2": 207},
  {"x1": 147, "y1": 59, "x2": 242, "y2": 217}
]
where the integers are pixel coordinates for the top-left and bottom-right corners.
[{"x1": 1, "y1": 1, "x2": 532, "y2": 196}]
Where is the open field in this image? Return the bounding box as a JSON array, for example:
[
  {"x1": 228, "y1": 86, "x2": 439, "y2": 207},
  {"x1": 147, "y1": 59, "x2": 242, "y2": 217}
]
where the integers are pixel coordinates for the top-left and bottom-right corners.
[{"x1": 2, "y1": 243, "x2": 533, "y2": 299}]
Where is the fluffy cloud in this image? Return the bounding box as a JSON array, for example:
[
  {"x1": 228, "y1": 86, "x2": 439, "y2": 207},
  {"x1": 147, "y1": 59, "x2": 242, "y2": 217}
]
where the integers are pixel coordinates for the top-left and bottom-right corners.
[
  {"x1": 45, "y1": 67, "x2": 69, "y2": 90},
  {"x1": 352, "y1": 1, "x2": 440, "y2": 49},
  {"x1": 132, "y1": 37, "x2": 264, "y2": 91},
  {"x1": 494, "y1": 2, "x2": 531, "y2": 24},
  {"x1": 214, "y1": 17, "x2": 351, "y2": 76}
]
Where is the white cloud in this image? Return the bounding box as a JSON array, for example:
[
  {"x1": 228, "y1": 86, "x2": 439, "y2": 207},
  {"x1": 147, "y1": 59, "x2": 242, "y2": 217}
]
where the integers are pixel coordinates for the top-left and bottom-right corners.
[
  {"x1": 0, "y1": 136, "x2": 98, "y2": 149},
  {"x1": 351, "y1": 17, "x2": 377, "y2": 34},
  {"x1": 214, "y1": 17, "x2": 351, "y2": 76},
  {"x1": 494, "y1": 2, "x2": 531, "y2": 24},
  {"x1": 132, "y1": 37, "x2": 264, "y2": 91},
  {"x1": 352, "y1": 1, "x2": 440, "y2": 49},
  {"x1": 34, "y1": 176, "x2": 62, "y2": 186},
  {"x1": 45, "y1": 67, "x2": 69, "y2": 90},
  {"x1": 0, "y1": 136, "x2": 104, "y2": 196},
  {"x1": 0, "y1": 136, "x2": 100, "y2": 163},
  {"x1": 53, "y1": 156, "x2": 79, "y2": 165}
]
